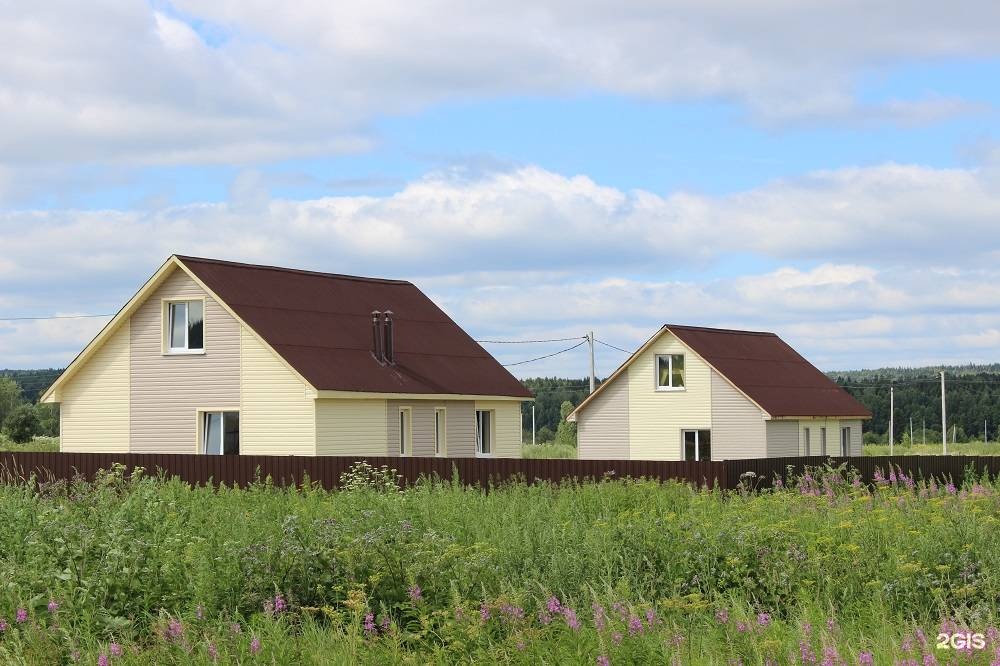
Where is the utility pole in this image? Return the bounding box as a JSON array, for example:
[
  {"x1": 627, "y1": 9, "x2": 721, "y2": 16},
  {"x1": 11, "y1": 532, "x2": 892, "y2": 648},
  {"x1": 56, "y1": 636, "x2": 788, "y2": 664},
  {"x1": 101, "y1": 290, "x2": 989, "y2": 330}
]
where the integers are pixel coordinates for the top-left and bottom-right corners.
[
  {"x1": 922, "y1": 419, "x2": 925, "y2": 446},
  {"x1": 910, "y1": 417, "x2": 913, "y2": 449},
  {"x1": 587, "y1": 331, "x2": 596, "y2": 394},
  {"x1": 889, "y1": 385, "x2": 894, "y2": 456},
  {"x1": 986, "y1": 419, "x2": 989, "y2": 445},
  {"x1": 941, "y1": 371, "x2": 947, "y2": 455},
  {"x1": 531, "y1": 403, "x2": 536, "y2": 446}
]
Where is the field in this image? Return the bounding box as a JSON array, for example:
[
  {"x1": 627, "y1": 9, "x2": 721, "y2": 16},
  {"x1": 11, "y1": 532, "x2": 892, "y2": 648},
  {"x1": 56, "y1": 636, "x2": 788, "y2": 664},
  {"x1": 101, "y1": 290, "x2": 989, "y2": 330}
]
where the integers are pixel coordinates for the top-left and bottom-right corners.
[
  {"x1": 0, "y1": 435, "x2": 59, "y2": 453},
  {"x1": 0, "y1": 462, "x2": 998, "y2": 663},
  {"x1": 864, "y1": 441, "x2": 1000, "y2": 456}
]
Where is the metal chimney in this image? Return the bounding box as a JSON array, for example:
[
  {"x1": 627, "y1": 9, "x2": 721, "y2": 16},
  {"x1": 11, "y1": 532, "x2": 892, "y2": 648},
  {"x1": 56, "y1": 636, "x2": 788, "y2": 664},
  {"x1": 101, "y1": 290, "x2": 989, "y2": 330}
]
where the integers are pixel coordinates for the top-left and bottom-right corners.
[
  {"x1": 371, "y1": 311, "x2": 384, "y2": 364},
  {"x1": 382, "y1": 310, "x2": 395, "y2": 365}
]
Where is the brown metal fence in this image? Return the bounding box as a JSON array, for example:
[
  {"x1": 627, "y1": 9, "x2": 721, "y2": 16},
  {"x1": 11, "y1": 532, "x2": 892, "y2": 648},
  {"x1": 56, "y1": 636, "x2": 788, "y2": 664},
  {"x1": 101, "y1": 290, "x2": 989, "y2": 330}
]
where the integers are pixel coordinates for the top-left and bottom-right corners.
[{"x1": 0, "y1": 452, "x2": 998, "y2": 491}]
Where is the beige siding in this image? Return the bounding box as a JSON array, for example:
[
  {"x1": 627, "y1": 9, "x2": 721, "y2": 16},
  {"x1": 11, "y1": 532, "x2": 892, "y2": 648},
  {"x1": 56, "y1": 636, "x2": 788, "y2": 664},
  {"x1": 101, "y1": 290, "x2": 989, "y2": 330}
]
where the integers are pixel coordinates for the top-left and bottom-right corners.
[
  {"x1": 60, "y1": 322, "x2": 130, "y2": 452},
  {"x1": 799, "y1": 419, "x2": 847, "y2": 456},
  {"x1": 316, "y1": 399, "x2": 388, "y2": 455},
  {"x1": 710, "y1": 371, "x2": 766, "y2": 459},
  {"x1": 446, "y1": 401, "x2": 476, "y2": 457},
  {"x1": 577, "y1": 373, "x2": 629, "y2": 459},
  {"x1": 129, "y1": 268, "x2": 241, "y2": 453},
  {"x1": 240, "y1": 328, "x2": 315, "y2": 455},
  {"x1": 841, "y1": 419, "x2": 863, "y2": 455},
  {"x1": 475, "y1": 400, "x2": 522, "y2": 458},
  {"x1": 627, "y1": 331, "x2": 712, "y2": 460},
  {"x1": 766, "y1": 420, "x2": 800, "y2": 457}
]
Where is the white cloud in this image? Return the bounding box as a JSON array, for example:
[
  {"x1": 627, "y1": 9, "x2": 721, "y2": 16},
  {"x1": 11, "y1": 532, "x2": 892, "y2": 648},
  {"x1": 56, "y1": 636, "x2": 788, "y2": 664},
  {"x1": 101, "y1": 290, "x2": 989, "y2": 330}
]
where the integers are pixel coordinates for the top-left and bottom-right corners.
[
  {"x1": 3, "y1": 161, "x2": 1000, "y2": 371},
  {"x1": 0, "y1": 1, "x2": 997, "y2": 171}
]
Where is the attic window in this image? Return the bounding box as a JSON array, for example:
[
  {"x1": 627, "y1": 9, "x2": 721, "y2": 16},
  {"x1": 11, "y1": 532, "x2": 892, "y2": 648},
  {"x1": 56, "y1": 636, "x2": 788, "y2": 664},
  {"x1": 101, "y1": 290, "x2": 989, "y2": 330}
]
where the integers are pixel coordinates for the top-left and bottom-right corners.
[
  {"x1": 655, "y1": 354, "x2": 685, "y2": 390},
  {"x1": 168, "y1": 300, "x2": 204, "y2": 352}
]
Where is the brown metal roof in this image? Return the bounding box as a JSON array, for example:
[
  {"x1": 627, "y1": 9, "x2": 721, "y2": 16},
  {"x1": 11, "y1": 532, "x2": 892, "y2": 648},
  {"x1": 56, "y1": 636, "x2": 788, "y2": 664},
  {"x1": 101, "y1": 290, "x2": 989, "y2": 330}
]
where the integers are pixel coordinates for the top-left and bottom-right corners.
[
  {"x1": 176, "y1": 256, "x2": 532, "y2": 398},
  {"x1": 666, "y1": 324, "x2": 871, "y2": 418}
]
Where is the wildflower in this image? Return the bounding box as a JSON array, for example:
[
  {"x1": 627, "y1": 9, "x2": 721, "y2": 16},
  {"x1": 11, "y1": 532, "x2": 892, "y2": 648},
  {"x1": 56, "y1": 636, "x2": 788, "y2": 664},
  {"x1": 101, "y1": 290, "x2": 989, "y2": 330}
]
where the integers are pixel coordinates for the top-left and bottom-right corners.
[
  {"x1": 167, "y1": 619, "x2": 184, "y2": 639},
  {"x1": 946, "y1": 483, "x2": 957, "y2": 495},
  {"x1": 852, "y1": 477, "x2": 862, "y2": 488},
  {"x1": 47, "y1": 599, "x2": 59, "y2": 613},
  {"x1": 262, "y1": 600, "x2": 274, "y2": 615},
  {"x1": 480, "y1": 604, "x2": 491, "y2": 622},
  {"x1": 380, "y1": 615, "x2": 390, "y2": 631},
  {"x1": 593, "y1": 603, "x2": 607, "y2": 631},
  {"x1": 597, "y1": 657, "x2": 611, "y2": 666},
  {"x1": 15, "y1": 608, "x2": 27, "y2": 623},
  {"x1": 230, "y1": 622, "x2": 242, "y2": 635},
  {"x1": 363, "y1": 613, "x2": 376, "y2": 635},
  {"x1": 516, "y1": 639, "x2": 526, "y2": 651},
  {"x1": 207, "y1": 643, "x2": 218, "y2": 660},
  {"x1": 826, "y1": 618, "x2": 836, "y2": 632},
  {"x1": 800, "y1": 641, "x2": 817, "y2": 663},
  {"x1": 108, "y1": 643, "x2": 122, "y2": 657},
  {"x1": 757, "y1": 612, "x2": 771, "y2": 628},
  {"x1": 273, "y1": 594, "x2": 287, "y2": 613},
  {"x1": 627, "y1": 615, "x2": 643, "y2": 635},
  {"x1": 501, "y1": 603, "x2": 524, "y2": 621},
  {"x1": 454, "y1": 607, "x2": 465, "y2": 621},
  {"x1": 97, "y1": 656, "x2": 108, "y2": 666},
  {"x1": 874, "y1": 470, "x2": 886, "y2": 484},
  {"x1": 802, "y1": 622, "x2": 813, "y2": 635},
  {"x1": 645, "y1": 608, "x2": 657, "y2": 626},
  {"x1": 715, "y1": 608, "x2": 729, "y2": 624},
  {"x1": 672, "y1": 634, "x2": 684, "y2": 647},
  {"x1": 858, "y1": 651, "x2": 874, "y2": 665},
  {"x1": 250, "y1": 637, "x2": 261, "y2": 655},
  {"x1": 775, "y1": 478, "x2": 784, "y2": 489},
  {"x1": 0, "y1": 618, "x2": 7, "y2": 633},
  {"x1": 563, "y1": 607, "x2": 581, "y2": 631},
  {"x1": 821, "y1": 646, "x2": 839, "y2": 666},
  {"x1": 611, "y1": 601, "x2": 628, "y2": 619},
  {"x1": 922, "y1": 654, "x2": 938, "y2": 665},
  {"x1": 538, "y1": 609, "x2": 552, "y2": 625},
  {"x1": 736, "y1": 621, "x2": 748, "y2": 633},
  {"x1": 612, "y1": 632, "x2": 623, "y2": 646},
  {"x1": 546, "y1": 596, "x2": 562, "y2": 613}
]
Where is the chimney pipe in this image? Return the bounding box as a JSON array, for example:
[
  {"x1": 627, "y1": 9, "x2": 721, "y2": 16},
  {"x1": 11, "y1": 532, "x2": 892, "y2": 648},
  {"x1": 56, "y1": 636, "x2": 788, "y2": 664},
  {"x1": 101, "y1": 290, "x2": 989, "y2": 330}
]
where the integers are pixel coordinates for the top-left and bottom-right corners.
[
  {"x1": 382, "y1": 310, "x2": 395, "y2": 365},
  {"x1": 371, "y1": 311, "x2": 383, "y2": 363}
]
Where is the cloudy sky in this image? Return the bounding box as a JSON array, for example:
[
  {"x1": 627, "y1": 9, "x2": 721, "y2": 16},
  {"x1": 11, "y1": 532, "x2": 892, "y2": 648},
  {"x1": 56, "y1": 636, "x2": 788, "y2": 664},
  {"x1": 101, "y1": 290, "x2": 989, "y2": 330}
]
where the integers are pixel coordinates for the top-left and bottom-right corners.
[{"x1": 2, "y1": 1, "x2": 1000, "y2": 377}]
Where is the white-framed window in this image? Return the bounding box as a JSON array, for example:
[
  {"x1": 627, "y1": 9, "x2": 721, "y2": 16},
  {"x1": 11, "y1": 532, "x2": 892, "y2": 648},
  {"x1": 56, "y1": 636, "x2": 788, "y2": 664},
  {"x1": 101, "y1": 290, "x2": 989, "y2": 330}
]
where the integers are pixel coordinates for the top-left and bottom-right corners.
[
  {"x1": 683, "y1": 429, "x2": 711, "y2": 461},
  {"x1": 475, "y1": 409, "x2": 492, "y2": 456},
  {"x1": 841, "y1": 427, "x2": 851, "y2": 456},
  {"x1": 201, "y1": 411, "x2": 239, "y2": 455},
  {"x1": 655, "y1": 354, "x2": 685, "y2": 390},
  {"x1": 399, "y1": 407, "x2": 412, "y2": 456},
  {"x1": 803, "y1": 427, "x2": 811, "y2": 456},
  {"x1": 434, "y1": 408, "x2": 447, "y2": 456},
  {"x1": 820, "y1": 427, "x2": 827, "y2": 456},
  {"x1": 167, "y1": 300, "x2": 204, "y2": 352}
]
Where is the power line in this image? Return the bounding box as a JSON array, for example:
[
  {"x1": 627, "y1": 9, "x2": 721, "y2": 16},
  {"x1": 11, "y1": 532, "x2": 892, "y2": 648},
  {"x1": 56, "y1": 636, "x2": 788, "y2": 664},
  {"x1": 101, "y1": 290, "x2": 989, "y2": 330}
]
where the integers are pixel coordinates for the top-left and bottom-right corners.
[
  {"x1": 484, "y1": 337, "x2": 584, "y2": 344},
  {"x1": 595, "y1": 338, "x2": 633, "y2": 354},
  {"x1": 502, "y1": 340, "x2": 587, "y2": 367},
  {"x1": 0, "y1": 313, "x2": 113, "y2": 322}
]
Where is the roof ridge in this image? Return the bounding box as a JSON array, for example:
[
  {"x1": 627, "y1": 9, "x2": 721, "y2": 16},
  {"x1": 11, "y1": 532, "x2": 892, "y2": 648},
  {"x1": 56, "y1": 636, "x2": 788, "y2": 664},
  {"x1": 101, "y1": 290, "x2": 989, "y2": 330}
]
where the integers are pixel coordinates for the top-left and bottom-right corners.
[
  {"x1": 665, "y1": 323, "x2": 777, "y2": 336},
  {"x1": 174, "y1": 255, "x2": 413, "y2": 286}
]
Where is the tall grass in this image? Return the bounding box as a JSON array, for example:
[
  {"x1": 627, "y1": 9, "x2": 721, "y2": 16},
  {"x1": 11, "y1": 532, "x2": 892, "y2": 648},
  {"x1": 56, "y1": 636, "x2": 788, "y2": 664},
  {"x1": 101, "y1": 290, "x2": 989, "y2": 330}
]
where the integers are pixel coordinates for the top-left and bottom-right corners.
[
  {"x1": 0, "y1": 435, "x2": 59, "y2": 452},
  {"x1": 521, "y1": 442, "x2": 577, "y2": 458},
  {"x1": 0, "y1": 463, "x2": 998, "y2": 663},
  {"x1": 865, "y1": 440, "x2": 1000, "y2": 456}
]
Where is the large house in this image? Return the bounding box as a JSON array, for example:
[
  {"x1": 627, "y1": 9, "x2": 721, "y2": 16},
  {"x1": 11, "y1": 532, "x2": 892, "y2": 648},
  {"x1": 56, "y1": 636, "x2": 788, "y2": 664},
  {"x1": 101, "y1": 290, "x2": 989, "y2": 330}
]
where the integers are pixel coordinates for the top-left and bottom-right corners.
[
  {"x1": 41, "y1": 256, "x2": 532, "y2": 457},
  {"x1": 567, "y1": 324, "x2": 871, "y2": 460}
]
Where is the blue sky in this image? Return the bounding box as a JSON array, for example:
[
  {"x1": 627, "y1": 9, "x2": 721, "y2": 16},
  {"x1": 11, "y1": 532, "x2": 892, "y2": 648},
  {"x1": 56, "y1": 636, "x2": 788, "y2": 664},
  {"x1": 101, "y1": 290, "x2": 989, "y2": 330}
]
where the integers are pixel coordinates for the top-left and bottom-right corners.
[{"x1": 2, "y1": 1, "x2": 1000, "y2": 377}]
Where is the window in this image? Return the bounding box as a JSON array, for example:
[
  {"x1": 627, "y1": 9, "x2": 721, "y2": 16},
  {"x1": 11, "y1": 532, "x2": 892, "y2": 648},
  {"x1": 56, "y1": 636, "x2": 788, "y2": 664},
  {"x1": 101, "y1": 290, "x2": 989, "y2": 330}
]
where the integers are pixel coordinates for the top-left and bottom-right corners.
[
  {"x1": 167, "y1": 300, "x2": 204, "y2": 352},
  {"x1": 434, "y1": 408, "x2": 447, "y2": 456},
  {"x1": 656, "y1": 354, "x2": 685, "y2": 390},
  {"x1": 399, "y1": 408, "x2": 411, "y2": 456},
  {"x1": 803, "y1": 427, "x2": 811, "y2": 456},
  {"x1": 202, "y1": 411, "x2": 238, "y2": 454},
  {"x1": 820, "y1": 427, "x2": 827, "y2": 456},
  {"x1": 841, "y1": 427, "x2": 851, "y2": 456},
  {"x1": 476, "y1": 410, "x2": 492, "y2": 456},
  {"x1": 683, "y1": 429, "x2": 711, "y2": 461}
]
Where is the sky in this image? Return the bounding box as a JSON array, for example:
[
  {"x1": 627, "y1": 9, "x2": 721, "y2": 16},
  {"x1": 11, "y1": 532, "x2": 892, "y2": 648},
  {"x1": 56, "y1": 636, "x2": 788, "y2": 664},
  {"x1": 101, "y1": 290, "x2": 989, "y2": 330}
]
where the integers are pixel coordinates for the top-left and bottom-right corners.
[{"x1": 2, "y1": 1, "x2": 1000, "y2": 378}]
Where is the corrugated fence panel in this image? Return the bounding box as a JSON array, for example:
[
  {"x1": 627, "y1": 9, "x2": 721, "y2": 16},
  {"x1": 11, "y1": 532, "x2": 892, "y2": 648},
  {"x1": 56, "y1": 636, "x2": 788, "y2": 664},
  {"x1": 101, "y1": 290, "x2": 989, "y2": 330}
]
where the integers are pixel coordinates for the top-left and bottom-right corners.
[{"x1": 1, "y1": 453, "x2": 998, "y2": 490}]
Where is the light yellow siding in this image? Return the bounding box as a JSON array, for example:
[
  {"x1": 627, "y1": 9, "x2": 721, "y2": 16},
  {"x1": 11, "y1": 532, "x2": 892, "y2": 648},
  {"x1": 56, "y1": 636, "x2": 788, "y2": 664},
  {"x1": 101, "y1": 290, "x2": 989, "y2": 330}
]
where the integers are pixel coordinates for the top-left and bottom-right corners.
[
  {"x1": 445, "y1": 401, "x2": 476, "y2": 457},
  {"x1": 710, "y1": 370, "x2": 767, "y2": 459},
  {"x1": 627, "y1": 331, "x2": 712, "y2": 460},
  {"x1": 316, "y1": 398, "x2": 388, "y2": 455},
  {"x1": 799, "y1": 419, "x2": 845, "y2": 456},
  {"x1": 577, "y1": 374, "x2": 629, "y2": 459},
  {"x1": 240, "y1": 328, "x2": 315, "y2": 455},
  {"x1": 472, "y1": 400, "x2": 522, "y2": 458},
  {"x1": 129, "y1": 268, "x2": 241, "y2": 453},
  {"x1": 766, "y1": 420, "x2": 800, "y2": 457},
  {"x1": 842, "y1": 419, "x2": 863, "y2": 455},
  {"x1": 60, "y1": 321, "x2": 130, "y2": 452}
]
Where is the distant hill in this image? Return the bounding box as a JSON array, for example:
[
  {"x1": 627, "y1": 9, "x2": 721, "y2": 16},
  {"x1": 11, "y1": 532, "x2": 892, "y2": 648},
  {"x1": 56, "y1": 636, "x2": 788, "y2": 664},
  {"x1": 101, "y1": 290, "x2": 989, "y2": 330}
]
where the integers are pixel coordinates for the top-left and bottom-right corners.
[{"x1": 827, "y1": 363, "x2": 1000, "y2": 381}]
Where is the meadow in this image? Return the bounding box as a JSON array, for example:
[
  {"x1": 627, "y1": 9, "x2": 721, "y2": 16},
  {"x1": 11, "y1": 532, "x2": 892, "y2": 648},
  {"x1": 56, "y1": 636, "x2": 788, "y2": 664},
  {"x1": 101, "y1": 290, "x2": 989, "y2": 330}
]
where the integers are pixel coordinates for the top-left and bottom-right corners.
[{"x1": 0, "y1": 462, "x2": 999, "y2": 664}]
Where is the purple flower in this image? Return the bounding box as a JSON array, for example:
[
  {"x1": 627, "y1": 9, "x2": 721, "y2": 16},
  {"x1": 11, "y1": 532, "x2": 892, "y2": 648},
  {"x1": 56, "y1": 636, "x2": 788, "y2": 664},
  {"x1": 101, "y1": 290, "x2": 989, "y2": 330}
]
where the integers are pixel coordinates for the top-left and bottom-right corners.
[
  {"x1": 715, "y1": 608, "x2": 729, "y2": 624},
  {"x1": 546, "y1": 596, "x2": 562, "y2": 613},
  {"x1": 273, "y1": 594, "x2": 286, "y2": 613},
  {"x1": 408, "y1": 585, "x2": 422, "y2": 603},
  {"x1": 230, "y1": 622, "x2": 242, "y2": 635},
  {"x1": 597, "y1": 657, "x2": 611, "y2": 666},
  {"x1": 0, "y1": 619, "x2": 7, "y2": 633},
  {"x1": 262, "y1": 600, "x2": 274, "y2": 615},
  {"x1": 480, "y1": 604, "x2": 491, "y2": 622},
  {"x1": 363, "y1": 613, "x2": 376, "y2": 635},
  {"x1": 97, "y1": 656, "x2": 108, "y2": 666},
  {"x1": 593, "y1": 603, "x2": 607, "y2": 631},
  {"x1": 380, "y1": 615, "x2": 390, "y2": 631},
  {"x1": 736, "y1": 621, "x2": 748, "y2": 633},
  {"x1": 858, "y1": 650, "x2": 874, "y2": 665},
  {"x1": 563, "y1": 607, "x2": 581, "y2": 631},
  {"x1": 645, "y1": 608, "x2": 657, "y2": 626},
  {"x1": 612, "y1": 632, "x2": 623, "y2": 646},
  {"x1": 627, "y1": 615, "x2": 643, "y2": 635},
  {"x1": 167, "y1": 619, "x2": 184, "y2": 639},
  {"x1": 946, "y1": 482, "x2": 957, "y2": 494},
  {"x1": 538, "y1": 609, "x2": 552, "y2": 625},
  {"x1": 250, "y1": 637, "x2": 261, "y2": 654},
  {"x1": 47, "y1": 599, "x2": 59, "y2": 613},
  {"x1": 800, "y1": 641, "x2": 817, "y2": 664},
  {"x1": 15, "y1": 608, "x2": 27, "y2": 623},
  {"x1": 208, "y1": 643, "x2": 218, "y2": 660},
  {"x1": 826, "y1": 618, "x2": 836, "y2": 632},
  {"x1": 757, "y1": 612, "x2": 771, "y2": 628},
  {"x1": 501, "y1": 603, "x2": 524, "y2": 621}
]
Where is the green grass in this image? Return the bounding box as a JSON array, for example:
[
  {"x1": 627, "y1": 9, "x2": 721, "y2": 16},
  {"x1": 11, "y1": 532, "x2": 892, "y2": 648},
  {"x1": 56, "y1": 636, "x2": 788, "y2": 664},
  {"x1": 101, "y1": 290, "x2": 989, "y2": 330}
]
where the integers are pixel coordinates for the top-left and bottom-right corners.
[
  {"x1": 864, "y1": 440, "x2": 1000, "y2": 456},
  {"x1": 0, "y1": 435, "x2": 59, "y2": 452},
  {"x1": 521, "y1": 442, "x2": 577, "y2": 458},
  {"x1": 0, "y1": 462, "x2": 999, "y2": 663}
]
